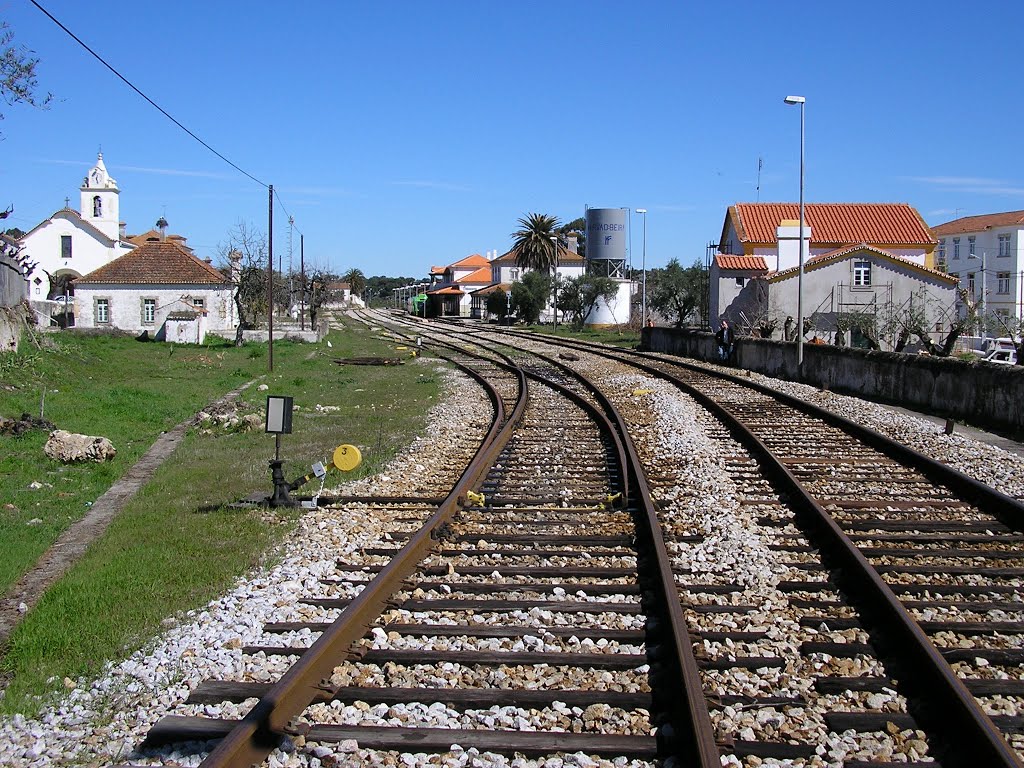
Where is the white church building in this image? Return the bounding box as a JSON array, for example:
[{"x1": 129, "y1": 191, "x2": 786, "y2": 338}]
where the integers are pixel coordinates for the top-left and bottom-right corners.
[{"x1": 20, "y1": 153, "x2": 136, "y2": 315}]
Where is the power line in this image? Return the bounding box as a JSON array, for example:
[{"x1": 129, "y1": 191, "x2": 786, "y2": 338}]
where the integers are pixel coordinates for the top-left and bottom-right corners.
[
  {"x1": 272, "y1": 188, "x2": 303, "y2": 236},
  {"x1": 30, "y1": 0, "x2": 267, "y2": 188}
]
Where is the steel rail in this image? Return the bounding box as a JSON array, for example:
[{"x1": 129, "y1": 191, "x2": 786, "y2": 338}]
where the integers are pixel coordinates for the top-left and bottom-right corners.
[
  {"x1": 478, "y1": 325, "x2": 1023, "y2": 767},
  {"x1": 195, "y1": 353, "x2": 528, "y2": 768},
  {"x1": 675, "y1": 379, "x2": 1024, "y2": 768},
  {"x1": 375, "y1": 315, "x2": 721, "y2": 767},
  {"x1": 496, "y1": 326, "x2": 1024, "y2": 525},
  {"x1": 511, "y1": 346, "x2": 721, "y2": 768}
]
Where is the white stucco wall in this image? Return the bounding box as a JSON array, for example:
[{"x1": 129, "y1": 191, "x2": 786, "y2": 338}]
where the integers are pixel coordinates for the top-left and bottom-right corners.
[
  {"x1": 768, "y1": 255, "x2": 957, "y2": 344},
  {"x1": 21, "y1": 214, "x2": 134, "y2": 299},
  {"x1": 584, "y1": 278, "x2": 633, "y2": 326},
  {"x1": 940, "y1": 225, "x2": 1024, "y2": 319},
  {"x1": 74, "y1": 283, "x2": 234, "y2": 333}
]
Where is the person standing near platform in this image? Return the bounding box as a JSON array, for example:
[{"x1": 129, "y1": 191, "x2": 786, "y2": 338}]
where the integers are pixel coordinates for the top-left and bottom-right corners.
[{"x1": 715, "y1": 319, "x2": 735, "y2": 363}]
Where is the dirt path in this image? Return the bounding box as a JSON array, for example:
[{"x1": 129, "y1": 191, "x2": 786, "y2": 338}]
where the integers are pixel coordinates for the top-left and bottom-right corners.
[{"x1": 0, "y1": 382, "x2": 254, "y2": 654}]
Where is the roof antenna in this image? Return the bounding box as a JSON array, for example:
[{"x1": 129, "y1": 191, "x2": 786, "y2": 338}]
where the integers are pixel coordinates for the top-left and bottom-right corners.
[{"x1": 756, "y1": 157, "x2": 763, "y2": 202}]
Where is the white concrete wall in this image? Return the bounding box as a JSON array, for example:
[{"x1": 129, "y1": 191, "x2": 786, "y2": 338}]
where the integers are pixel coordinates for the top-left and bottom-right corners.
[
  {"x1": 74, "y1": 283, "x2": 234, "y2": 332},
  {"x1": 769, "y1": 256, "x2": 956, "y2": 345},
  {"x1": 21, "y1": 215, "x2": 133, "y2": 299},
  {"x1": 941, "y1": 225, "x2": 1024, "y2": 319},
  {"x1": 585, "y1": 278, "x2": 632, "y2": 326}
]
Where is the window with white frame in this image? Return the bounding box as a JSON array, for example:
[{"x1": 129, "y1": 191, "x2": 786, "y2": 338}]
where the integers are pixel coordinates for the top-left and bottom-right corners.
[
  {"x1": 735, "y1": 276, "x2": 746, "y2": 287},
  {"x1": 967, "y1": 273, "x2": 976, "y2": 293},
  {"x1": 968, "y1": 236, "x2": 976, "y2": 256},
  {"x1": 953, "y1": 238, "x2": 960, "y2": 259},
  {"x1": 853, "y1": 260, "x2": 871, "y2": 287},
  {"x1": 509, "y1": 268, "x2": 520, "y2": 281},
  {"x1": 998, "y1": 272, "x2": 1011, "y2": 294},
  {"x1": 142, "y1": 298, "x2": 156, "y2": 324},
  {"x1": 938, "y1": 239, "x2": 946, "y2": 262},
  {"x1": 999, "y1": 234, "x2": 1012, "y2": 257},
  {"x1": 192, "y1": 297, "x2": 205, "y2": 310},
  {"x1": 996, "y1": 308, "x2": 1010, "y2": 319},
  {"x1": 96, "y1": 298, "x2": 109, "y2": 324},
  {"x1": 61, "y1": 235, "x2": 72, "y2": 259}
]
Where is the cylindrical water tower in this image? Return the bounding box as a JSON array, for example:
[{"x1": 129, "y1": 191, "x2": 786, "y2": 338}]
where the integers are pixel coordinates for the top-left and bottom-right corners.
[
  {"x1": 585, "y1": 208, "x2": 628, "y2": 278},
  {"x1": 584, "y1": 207, "x2": 634, "y2": 326}
]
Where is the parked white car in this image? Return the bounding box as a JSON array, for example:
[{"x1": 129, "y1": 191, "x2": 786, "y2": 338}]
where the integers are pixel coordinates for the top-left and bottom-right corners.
[{"x1": 980, "y1": 340, "x2": 1018, "y2": 365}]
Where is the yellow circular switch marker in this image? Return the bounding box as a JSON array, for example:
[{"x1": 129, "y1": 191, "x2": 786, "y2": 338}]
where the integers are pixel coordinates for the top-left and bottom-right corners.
[{"x1": 332, "y1": 444, "x2": 362, "y2": 472}]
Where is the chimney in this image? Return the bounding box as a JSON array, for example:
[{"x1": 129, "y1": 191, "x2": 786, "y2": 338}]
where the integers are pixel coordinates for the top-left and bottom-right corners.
[
  {"x1": 119, "y1": 221, "x2": 126, "y2": 239},
  {"x1": 566, "y1": 234, "x2": 579, "y2": 254},
  {"x1": 229, "y1": 249, "x2": 242, "y2": 284},
  {"x1": 776, "y1": 219, "x2": 811, "y2": 273},
  {"x1": 156, "y1": 216, "x2": 169, "y2": 241}
]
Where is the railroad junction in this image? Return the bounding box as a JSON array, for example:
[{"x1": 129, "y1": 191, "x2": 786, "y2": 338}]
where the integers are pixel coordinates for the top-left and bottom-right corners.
[{"x1": 4, "y1": 310, "x2": 1024, "y2": 768}]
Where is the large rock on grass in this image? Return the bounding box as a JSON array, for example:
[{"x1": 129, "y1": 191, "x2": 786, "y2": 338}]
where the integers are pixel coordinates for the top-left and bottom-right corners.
[{"x1": 44, "y1": 430, "x2": 117, "y2": 463}]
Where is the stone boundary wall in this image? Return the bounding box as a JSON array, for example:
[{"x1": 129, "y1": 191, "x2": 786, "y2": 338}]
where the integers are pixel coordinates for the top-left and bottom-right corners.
[
  {"x1": 0, "y1": 307, "x2": 20, "y2": 353},
  {"x1": 207, "y1": 328, "x2": 322, "y2": 344},
  {"x1": 641, "y1": 327, "x2": 1024, "y2": 438}
]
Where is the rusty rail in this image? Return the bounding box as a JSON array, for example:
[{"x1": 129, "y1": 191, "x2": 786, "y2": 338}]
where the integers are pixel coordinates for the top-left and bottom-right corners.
[
  {"x1": 481, "y1": 324, "x2": 1024, "y2": 768},
  {"x1": 194, "y1": 353, "x2": 528, "y2": 768}
]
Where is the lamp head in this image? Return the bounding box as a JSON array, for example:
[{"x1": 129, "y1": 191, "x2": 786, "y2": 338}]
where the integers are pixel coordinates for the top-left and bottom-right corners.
[
  {"x1": 636, "y1": 208, "x2": 647, "y2": 214},
  {"x1": 784, "y1": 95, "x2": 806, "y2": 105}
]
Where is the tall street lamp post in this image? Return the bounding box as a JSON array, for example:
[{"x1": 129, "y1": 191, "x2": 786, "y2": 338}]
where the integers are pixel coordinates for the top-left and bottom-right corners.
[
  {"x1": 636, "y1": 208, "x2": 648, "y2": 324},
  {"x1": 550, "y1": 235, "x2": 559, "y2": 329},
  {"x1": 969, "y1": 250, "x2": 987, "y2": 343},
  {"x1": 784, "y1": 95, "x2": 806, "y2": 373}
]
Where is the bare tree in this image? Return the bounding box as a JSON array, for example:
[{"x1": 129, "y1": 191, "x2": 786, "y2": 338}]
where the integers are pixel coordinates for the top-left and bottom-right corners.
[
  {"x1": 891, "y1": 287, "x2": 976, "y2": 357},
  {"x1": 217, "y1": 221, "x2": 268, "y2": 346}
]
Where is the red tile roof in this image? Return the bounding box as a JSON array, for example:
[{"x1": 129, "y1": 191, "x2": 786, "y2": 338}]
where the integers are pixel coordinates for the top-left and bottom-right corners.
[
  {"x1": 728, "y1": 203, "x2": 936, "y2": 246},
  {"x1": 75, "y1": 239, "x2": 228, "y2": 285},
  {"x1": 430, "y1": 265, "x2": 446, "y2": 275},
  {"x1": 458, "y1": 266, "x2": 493, "y2": 284},
  {"x1": 126, "y1": 229, "x2": 190, "y2": 249},
  {"x1": 427, "y1": 286, "x2": 464, "y2": 295},
  {"x1": 449, "y1": 253, "x2": 490, "y2": 269},
  {"x1": 932, "y1": 210, "x2": 1024, "y2": 235},
  {"x1": 492, "y1": 248, "x2": 583, "y2": 266},
  {"x1": 715, "y1": 254, "x2": 768, "y2": 271}
]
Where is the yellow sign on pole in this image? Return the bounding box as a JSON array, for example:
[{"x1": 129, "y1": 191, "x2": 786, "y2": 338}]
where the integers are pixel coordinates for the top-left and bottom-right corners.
[{"x1": 331, "y1": 444, "x2": 362, "y2": 472}]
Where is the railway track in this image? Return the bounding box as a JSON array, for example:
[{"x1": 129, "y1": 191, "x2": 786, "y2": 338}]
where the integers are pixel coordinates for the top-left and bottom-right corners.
[
  {"x1": 364, "y1": 313, "x2": 1024, "y2": 767},
  {"x1": 129, "y1": 330, "x2": 721, "y2": 767}
]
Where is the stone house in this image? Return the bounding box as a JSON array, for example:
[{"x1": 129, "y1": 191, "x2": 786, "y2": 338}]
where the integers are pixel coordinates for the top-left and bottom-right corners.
[{"x1": 73, "y1": 238, "x2": 234, "y2": 342}]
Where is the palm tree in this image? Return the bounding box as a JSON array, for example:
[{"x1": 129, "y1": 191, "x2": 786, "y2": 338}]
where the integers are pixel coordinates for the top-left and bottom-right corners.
[
  {"x1": 510, "y1": 213, "x2": 561, "y2": 273},
  {"x1": 342, "y1": 268, "x2": 367, "y2": 298},
  {"x1": 511, "y1": 213, "x2": 562, "y2": 325}
]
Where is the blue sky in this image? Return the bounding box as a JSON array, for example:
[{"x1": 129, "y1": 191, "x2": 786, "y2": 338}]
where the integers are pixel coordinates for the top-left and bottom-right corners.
[{"x1": 2, "y1": 0, "x2": 1023, "y2": 279}]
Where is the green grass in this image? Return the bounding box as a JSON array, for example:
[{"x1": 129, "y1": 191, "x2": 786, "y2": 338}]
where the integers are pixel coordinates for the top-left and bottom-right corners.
[{"x1": 0, "y1": 323, "x2": 442, "y2": 713}]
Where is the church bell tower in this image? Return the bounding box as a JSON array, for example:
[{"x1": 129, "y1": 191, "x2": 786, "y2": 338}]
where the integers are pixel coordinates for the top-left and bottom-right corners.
[{"x1": 80, "y1": 152, "x2": 121, "y2": 241}]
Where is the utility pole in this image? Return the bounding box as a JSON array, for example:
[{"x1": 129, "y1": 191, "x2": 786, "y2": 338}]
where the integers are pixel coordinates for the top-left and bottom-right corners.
[
  {"x1": 300, "y1": 234, "x2": 306, "y2": 331},
  {"x1": 267, "y1": 184, "x2": 274, "y2": 372},
  {"x1": 288, "y1": 216, "x2": 294, "y2": 314}
]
